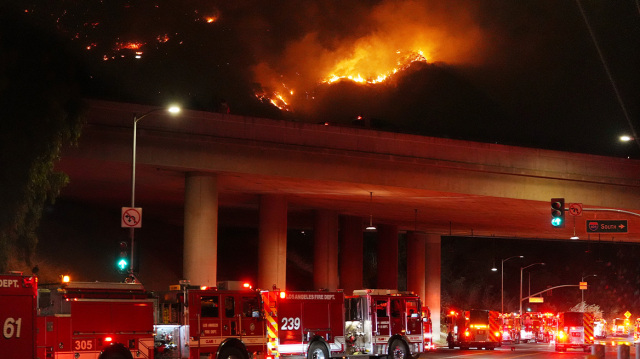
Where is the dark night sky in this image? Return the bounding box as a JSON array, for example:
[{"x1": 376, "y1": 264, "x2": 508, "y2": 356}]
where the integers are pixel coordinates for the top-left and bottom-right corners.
[{"x1": 10, "y1": 0, "x2": 640, "y2": 156}]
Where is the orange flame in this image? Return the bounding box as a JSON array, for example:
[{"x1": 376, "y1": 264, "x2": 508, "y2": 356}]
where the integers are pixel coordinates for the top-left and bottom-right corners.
[
  {"x1": 322, "y1": 50, "x2": 427, "y2": 85},
  {"x1": 121, "y1": 42, "x2": 144, "y2": 50},
  {"x1": 157, "y1": 34, "x2": 170, "y2": 43}
]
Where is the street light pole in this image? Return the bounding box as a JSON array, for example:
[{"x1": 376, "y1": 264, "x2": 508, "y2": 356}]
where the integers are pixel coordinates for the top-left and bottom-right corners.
[
  {"x1": 581, "y1": 274, "x2": 597, "y2": 310},
  {"x1": 501, "y1": 255, "x2": 524, "y2": 314},
  {"x1": 129, "y1": 106, "x2": 180, "y2": 275},
  {"x1": 520, "y1": 262, "x2": 545, "y2": 315}
]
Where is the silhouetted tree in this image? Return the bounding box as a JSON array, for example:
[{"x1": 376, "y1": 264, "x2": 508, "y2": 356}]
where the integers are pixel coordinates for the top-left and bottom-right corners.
[{"x1": 0, "y1": 5, "x2": 86, "y2": 271}]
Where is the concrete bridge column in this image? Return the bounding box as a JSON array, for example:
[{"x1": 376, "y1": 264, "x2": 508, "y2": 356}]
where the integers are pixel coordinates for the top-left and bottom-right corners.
[
  {"x1": 426, "y1": 234, "x2": 441, "y2": 341},
  {"x1": 258, "y1": 195, "x2": 288, "y2": 290},
  {"x1": 339, "y1": 215, "x2": 363, "y2": 294},
  {"x1": 313, "y1": 209, "x2": 339, "y2": 290},
  {"x1": 406, "y1": 231, "x2": 426, "y2": 303},
  {"x1": 183, "y1": 173, "x2": 218, "y2": 287},
  {"x1": 377, "y1": 224, "x2": 399, "y2": 289}
]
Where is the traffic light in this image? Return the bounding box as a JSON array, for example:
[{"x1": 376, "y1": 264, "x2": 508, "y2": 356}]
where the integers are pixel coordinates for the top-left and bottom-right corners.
[
  {"x1": 117, "y1": 241, "x2": 129, "y2": 273},
  {"x1": 550, "y1": 198, "x2": 565, "y2": 227}
]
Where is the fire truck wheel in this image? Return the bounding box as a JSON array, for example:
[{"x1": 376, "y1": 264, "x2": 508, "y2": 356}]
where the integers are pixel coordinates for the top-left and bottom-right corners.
[
  {"x1": 388, "y1": 339, "x2": 410, "y2": 359},
  {"x1": 219, "y1": 346, "x2": 245, "y2": 359},
  {"x1": 99, "y1": 343, "x2": 134, "y2": 359},
  {"x1": 308, "y1": 341, "x2": 329, "y2": 359}
]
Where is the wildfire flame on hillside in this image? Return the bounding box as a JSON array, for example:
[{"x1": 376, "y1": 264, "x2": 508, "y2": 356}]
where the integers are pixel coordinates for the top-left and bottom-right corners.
[
  {"x1": 323, "y1": 50, "x2": 427, "y2": 84},
  {"x1": 255, "y1": 49, "x2": 429, "y2": 111}
]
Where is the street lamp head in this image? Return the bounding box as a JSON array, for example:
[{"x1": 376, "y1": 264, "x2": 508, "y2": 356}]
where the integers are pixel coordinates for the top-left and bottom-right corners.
[
  {"x1": 491, "y1": 266, "x2": 498, "y2": 272},
  {"x1": 620, "y1": 135, "x2": 634, "y2": 142},
  {"x1": 168, "y1": 105, "x2": 181, "y2": 114},
  {"x1": 503, "y1": 255, "x2": 524, "y2": 263}
]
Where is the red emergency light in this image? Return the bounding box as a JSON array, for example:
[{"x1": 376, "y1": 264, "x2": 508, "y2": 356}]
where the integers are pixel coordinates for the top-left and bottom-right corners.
[
  {"x1": 23, "y1": 276, "x2": 37, "y2": 288},
  {"x1": 104, "y1": 336, "x2": 113, "y2": 343},
  {"x1": 279, "y1": 291, "x2": 286, "y2": 299}
]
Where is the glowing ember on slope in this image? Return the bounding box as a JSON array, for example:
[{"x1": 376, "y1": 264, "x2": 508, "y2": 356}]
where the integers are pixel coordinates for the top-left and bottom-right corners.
[
  {"x1": 156, "y1": 34, "x2": 170, "y2": 43},
  {"x1": 116, "y1": 42, "x2": 144, "y2": 50},
  {"x1": 255, "y1": 90, "x2": 292, "y2": 111}
]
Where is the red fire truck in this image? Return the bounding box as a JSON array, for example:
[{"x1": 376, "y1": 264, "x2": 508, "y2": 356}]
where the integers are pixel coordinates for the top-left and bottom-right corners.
[
  {"x1": 37, "y1": 280, "x2": 155, "y2": 358},
  {"x1": 520, "y1": 312, "x2": 544, "y2": 343},
  {"x1": 445, "y1": 309, "x2": 501, "y2": 350},
  {"x1": 540, "y1": 312, "x2": 558, "y2": 343},
  {"x1": 555, "y1": 311, "x2": 594, "y2": 352},
  {"x1": 421, "y1": 306, "x2": 435, "y2": 350},
  {"x1": 613, "y1": 318, "x2": 631, "y2": 337},
  {"x1": 499, "y1": 313, "x2": 521, "y2": 344},
  {"x1": 0, "y1": 272, "x2": 38, "y2": 359},
  {"x1": 1, "y1": 274, "x2": 430, "y2": 359},
  {"x1": 156, "y1": 282, "x2": 429, "y2": 359}
]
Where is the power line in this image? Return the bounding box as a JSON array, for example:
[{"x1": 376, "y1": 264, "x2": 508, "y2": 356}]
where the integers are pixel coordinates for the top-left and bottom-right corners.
[{"x1": 575, "y1": 0, "x2": 639, "y2": 151}]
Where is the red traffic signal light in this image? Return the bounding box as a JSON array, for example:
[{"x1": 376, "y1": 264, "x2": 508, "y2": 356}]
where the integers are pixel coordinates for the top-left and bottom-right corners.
[{"x1": 551, "y1": 198, "x2": 565, "y2": 227}]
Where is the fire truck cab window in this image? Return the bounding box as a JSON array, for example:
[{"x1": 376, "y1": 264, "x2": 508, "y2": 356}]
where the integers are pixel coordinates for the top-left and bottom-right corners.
[
  {"x1": 406, "y1": 300, "x2": 419, "y2": 318},
  {"x1": 346, "y1": 298, "x2": 362, "y2": 321},
  {"x1": 242, "y1": 296, "x2": 260, "y2": 318},
  {"x1": 201, "y1": 296, "x2": 219, "y2": 318},
  {"x1": 564, "y1": 312, "x2": 583, "y2": 326},
  {"x1": 469, "y1": 310, "x2": 489, "y2": 325},
  {"x1": 376, "y1": 300, "x2": 388, "y2": 318},
  {"x1": 390, "y1": 299, "x2": 402, "y2": 318},
  {"x1": 225, "y1": 296, "x2": 235, "y2": 318}
]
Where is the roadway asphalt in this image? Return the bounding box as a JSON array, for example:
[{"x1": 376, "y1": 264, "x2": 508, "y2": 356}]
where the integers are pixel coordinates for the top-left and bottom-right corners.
[{"x1": 421, "y1": 337, "x2": 638, "y2": 359}]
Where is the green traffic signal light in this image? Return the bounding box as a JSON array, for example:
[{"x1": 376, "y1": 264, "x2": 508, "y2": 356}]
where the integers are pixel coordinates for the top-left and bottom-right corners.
[
  {"x1": 117, "y1": 241, "x2": 129, "y2": 273},
  {"x1": 117, "y1": 258, "x2": 129, "y2": 271},
  {"x1": 551, "y1": 198, "x2": 565, "y2": 228}
]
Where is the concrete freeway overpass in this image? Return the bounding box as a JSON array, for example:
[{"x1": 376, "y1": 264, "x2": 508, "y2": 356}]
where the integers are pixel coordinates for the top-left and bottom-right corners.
[{"x1": 56, "y1": 99, "x2": 640, "y2": 338}]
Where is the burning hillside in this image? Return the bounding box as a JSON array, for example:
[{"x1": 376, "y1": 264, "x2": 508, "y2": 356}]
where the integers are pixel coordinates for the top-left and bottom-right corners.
[{"x1": 251, "y1": 0, "x2": 486, "y2": 114}]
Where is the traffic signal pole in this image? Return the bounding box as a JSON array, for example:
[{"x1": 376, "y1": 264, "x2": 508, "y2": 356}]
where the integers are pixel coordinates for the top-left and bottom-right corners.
[
  {"x1": 520, "y1": 284, "x2": 580, "y2": 307},
  {"x1": 581, "y1": 208, "x2": 640, "y2": 217}
]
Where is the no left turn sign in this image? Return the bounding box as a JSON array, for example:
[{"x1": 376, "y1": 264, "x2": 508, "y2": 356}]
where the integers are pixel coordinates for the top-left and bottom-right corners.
[
  {"x1": 568, "y1": 203, "x2": 583, "y2": 216},
  {"x1": 121, "y1": 207, "x2": 142, "y2": 228}
]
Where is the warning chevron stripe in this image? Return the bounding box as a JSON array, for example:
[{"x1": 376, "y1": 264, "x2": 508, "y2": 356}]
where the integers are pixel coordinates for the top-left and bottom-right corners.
[
  {"x1": 489, "y1": 311, "x2": 500, "y2": 343},
  {"x1": 584, "y1": 313, "x2": 594, "y2": 344},
  {"x1": 262, "y1": 291, "x2": 279, "y2": 357}
]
